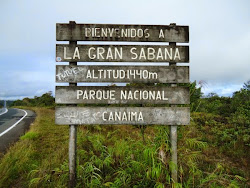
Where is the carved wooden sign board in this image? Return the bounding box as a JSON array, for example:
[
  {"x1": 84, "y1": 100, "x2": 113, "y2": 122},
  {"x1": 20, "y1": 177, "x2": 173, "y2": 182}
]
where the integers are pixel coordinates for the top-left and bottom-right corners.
[{"x1": 55, "y1": 22, "x2": 190, "y2": 125}]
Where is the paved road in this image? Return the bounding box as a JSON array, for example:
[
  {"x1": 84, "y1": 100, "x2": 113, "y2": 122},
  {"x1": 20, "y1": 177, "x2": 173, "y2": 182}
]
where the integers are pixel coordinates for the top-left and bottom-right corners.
[
  {"x1": 0, "y1": 108, "x2": 36, "y2": 154},
  {"x1": 0, "y1": 108, "x2": 8, "y2": 115}
]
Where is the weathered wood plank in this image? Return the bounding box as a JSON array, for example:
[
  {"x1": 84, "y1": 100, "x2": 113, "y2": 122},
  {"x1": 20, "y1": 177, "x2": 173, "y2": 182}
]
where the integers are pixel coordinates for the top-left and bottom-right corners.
[
  {"x1": 55, "y1": 107, "x2": 190, "y2": 125},
  {"x1": 56, "y1": 23, "x2": 189, "y2": 43},
  {"x1": 56, "y1": 65, "x2": 189, "y2": 83},
  {"x1": 56, "y1": 44, "x2": 189, "y2": 62},
  {"x1": 55, "y1": 86, "x2": 189, "y2": 104}
]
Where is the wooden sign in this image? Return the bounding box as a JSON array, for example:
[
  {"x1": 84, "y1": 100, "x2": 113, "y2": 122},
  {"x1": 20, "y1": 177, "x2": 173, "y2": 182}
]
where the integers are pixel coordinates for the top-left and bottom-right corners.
[
  {"x1": 55, "y1": 107, "x2": 190, "y2": 125},
  {"x1": 56, "y1": 44, "x2": 189, "y2": 62},
  {"x1": 56, "y1": 65, "x2": 189, "y2": 83},
  {"x1": 56, "y1": 23, "x2": 189, "y2": 43},
  {"x1": 55, "y1": 86, "x2": 189, "y2": 104},
  {"x1": 55, "y1": 22, "x2": 190, "y2": 185}
]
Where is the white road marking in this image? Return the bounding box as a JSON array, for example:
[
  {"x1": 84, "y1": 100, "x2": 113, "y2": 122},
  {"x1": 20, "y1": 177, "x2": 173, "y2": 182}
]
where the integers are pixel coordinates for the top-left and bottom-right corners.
[
  {"x1": 0, "y1": 108, "x2": 8, "y2": 116},
  {"x1": 0, "y1": 109, "x2": 28, "y2": 137}
]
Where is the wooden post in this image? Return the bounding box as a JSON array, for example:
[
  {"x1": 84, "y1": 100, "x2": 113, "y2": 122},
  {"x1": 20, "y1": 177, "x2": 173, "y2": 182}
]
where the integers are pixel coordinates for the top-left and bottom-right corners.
[
  {"x1": 169, "y1": 23, "x2": 178, "y2": 184},
  {"x1": 68, "y1": 21, "x2": 77, "y2": 188},
  {"x1": 69, "y1": 124, "x2": 77, "y2": 187}
]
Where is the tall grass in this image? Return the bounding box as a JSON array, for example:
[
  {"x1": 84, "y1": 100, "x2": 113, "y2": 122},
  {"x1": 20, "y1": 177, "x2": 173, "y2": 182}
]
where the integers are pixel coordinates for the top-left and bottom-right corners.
[{"x1": 0, "y1": 107, "x2": 248, "y2": 187}]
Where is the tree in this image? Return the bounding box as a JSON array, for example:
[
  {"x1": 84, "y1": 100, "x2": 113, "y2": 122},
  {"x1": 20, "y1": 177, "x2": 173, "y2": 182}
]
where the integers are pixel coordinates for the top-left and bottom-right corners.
[
  {"x1": 243, "y1": 80, "x2": 250, "y2": 90},
  {"x1": 229, "y1": 82, "x2": 250, "y2": 146},
  {"x1": 37, "y1": 91, "x2": 55, "y2": 106},
  {"x1": 12, "y1": 91, "x2": 55, "y2": 107}
]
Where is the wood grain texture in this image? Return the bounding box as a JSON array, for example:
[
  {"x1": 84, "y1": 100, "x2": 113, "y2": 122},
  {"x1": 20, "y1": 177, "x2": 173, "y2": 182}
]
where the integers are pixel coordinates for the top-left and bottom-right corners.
[
  {"x1": 56, "y1": 23, "x2": 189, "y2": 42},
  {"x1": 56, "y1": 65, "x2": 189, "y2": 83},
  {"x1": 56, "y1": 44, "x2": 189, "y2": 62},
  {"x1": 55, "y1": 107, "x2": 190, "y2": 125},
  {"x1": 55, "y1": 86, "x2": 190, "y2": 104}
]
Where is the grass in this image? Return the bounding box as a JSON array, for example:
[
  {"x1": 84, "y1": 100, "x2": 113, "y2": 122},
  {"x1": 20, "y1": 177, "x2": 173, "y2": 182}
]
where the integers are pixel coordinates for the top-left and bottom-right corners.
[
  {"x1": 0, "y1": 107, "x2": 249, "y2": 187},
  {"x1": 0, "y1": 107, "x2": 68, "y2": 188}
]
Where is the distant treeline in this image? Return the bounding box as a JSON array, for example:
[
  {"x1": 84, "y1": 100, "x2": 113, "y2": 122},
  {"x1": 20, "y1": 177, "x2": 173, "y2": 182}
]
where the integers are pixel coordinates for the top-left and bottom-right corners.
[
  {"x1": 11, "y1": 91, "x2": 55, "y2": 107},
  {"x1": 198, "y1": 81, "x2": 249, "y2": 120},
  {"x1": 8, "y1": 80, "x2": 250, "y2": 146},
  {"x1": 9, "y1": 81, "x2": 249, "y2": 119},
  {"x1": 198, "y1": 81, "x2": 250, "y2": 147},
  {"x1": 0, "y1": 100, "x2": 14, "y2": 108}
]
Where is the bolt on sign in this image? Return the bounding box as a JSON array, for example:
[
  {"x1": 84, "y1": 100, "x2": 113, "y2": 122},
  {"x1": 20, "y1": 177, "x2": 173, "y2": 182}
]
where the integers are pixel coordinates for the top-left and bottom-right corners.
[{"x1": 55, "y1": 22, "x2": 190, "y2": 186}]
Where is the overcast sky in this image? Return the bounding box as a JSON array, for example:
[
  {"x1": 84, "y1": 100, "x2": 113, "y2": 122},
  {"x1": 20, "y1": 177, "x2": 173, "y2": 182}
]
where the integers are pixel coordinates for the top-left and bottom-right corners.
[{"x1": 0, "y1": 0, "x2": 249, "y2": 100}]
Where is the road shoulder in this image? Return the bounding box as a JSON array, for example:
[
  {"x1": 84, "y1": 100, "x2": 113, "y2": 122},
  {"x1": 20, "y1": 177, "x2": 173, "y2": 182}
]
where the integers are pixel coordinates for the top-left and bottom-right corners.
[{"x1": 0, "y1": 108, "x2": 36, "y2": 154}]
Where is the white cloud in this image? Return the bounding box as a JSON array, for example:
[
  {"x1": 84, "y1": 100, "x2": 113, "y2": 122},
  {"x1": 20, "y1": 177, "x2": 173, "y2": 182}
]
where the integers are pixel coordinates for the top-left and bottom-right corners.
[
  {"x1": 0, "y1": 0, "x2": 249, "y2": 99},
  {"x1": 202, "y1": 83, "x2": 243, "y2": 97}
]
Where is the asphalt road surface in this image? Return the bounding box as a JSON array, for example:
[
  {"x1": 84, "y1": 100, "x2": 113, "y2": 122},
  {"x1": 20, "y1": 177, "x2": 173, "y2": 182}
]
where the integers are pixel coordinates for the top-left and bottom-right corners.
[{"x1": 0, "y1": 108, "x2": 36, "y2": 154}]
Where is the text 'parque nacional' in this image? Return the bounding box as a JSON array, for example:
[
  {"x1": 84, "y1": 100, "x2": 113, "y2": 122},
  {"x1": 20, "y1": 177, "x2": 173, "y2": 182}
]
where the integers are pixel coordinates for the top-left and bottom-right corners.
[{"x1": 55, "y1": 86, "x2": 190, "y2": 104}]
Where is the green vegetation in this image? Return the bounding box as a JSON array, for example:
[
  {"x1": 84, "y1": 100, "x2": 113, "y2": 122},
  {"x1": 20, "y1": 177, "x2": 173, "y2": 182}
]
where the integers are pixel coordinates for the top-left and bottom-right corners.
[
  {"x1": 0, "y1": 81, "x2": 249, "y2": 187},
  {"x1": 0, "y1": 109, "x2": 249, "y2": 187},
  {"x1": 11, "y1": 91, "x2": 54, "y2": 107},
  {"x1": 197, "y1": 80, "x2": 250, "y2": 148},
  {"x1": 0, "y1": 100, "x2": 14, "y2": 108}
]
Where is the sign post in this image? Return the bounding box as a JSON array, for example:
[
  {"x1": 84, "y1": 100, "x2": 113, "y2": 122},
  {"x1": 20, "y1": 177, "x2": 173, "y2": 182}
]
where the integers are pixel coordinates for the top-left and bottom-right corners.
[
  {"x1": 169, "y1": 23, "x2": 178, "y2": 183},
  {"x1": 55, "y1": 21, "x2": 190, "y2": 187},
  {"x1": 68, "y1": 21, "x2": 77, "y2": 188}
]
